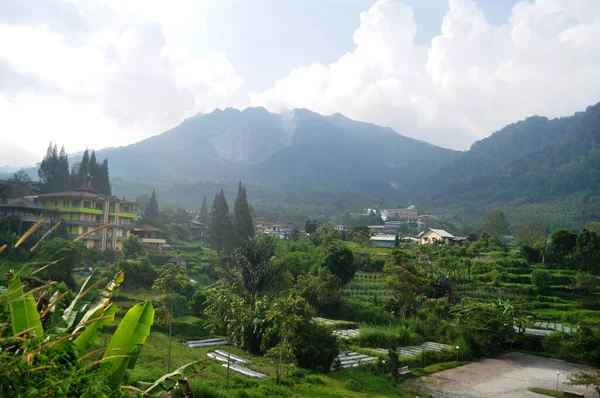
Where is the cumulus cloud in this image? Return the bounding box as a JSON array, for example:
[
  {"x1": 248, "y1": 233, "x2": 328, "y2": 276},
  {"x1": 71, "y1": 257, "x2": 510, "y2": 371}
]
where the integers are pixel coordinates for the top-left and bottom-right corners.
[
  {"x1": 250, "y1": 0, "x2": 600, "y2": 149},
  {"x1": 0, "y1": 0, "x2": 243, "y2": 165}
]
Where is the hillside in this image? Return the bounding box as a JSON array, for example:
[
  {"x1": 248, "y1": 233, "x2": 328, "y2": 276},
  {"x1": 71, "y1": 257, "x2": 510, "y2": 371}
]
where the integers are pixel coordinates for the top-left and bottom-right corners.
[{"x1": 427, "y1": 102, "x2": 600, "y2": 228}]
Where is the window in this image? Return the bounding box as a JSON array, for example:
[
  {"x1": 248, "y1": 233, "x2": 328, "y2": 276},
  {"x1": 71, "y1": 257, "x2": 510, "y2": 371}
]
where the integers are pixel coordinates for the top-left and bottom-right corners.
[
  {"x1": 122, "y1": 206, "x2": 130, "y2": 213},
  {"x1": 95, "y1": 203, "x2": 103, "y2": 210},
  {"x1": 72, "y1": 200, "x2": 80, "y2": 207},
  {"x1": 95, "y1": 215, "x2": 101, "y2": 222},
  {"x1": 83, "y1": 214, "x2": 89, "y2": 221},
  {"x1": 83, "y1": 227, "x2": 89, "y2": 233},
  {"x1": 83, "y1": 201, "x2": 91, "y2": 208}
]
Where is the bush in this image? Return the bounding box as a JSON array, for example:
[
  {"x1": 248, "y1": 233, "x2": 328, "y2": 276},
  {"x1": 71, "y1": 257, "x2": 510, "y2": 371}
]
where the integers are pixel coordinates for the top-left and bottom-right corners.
[
  {"x1": 532, "y1": 268, "x2": 552, "y2": 291},
  {"x1": 293, "y1": 322, "x2": 339, "y2": 373},
  {"x1": 344, "y1": 378, "x2": 367, "y2": 392}
]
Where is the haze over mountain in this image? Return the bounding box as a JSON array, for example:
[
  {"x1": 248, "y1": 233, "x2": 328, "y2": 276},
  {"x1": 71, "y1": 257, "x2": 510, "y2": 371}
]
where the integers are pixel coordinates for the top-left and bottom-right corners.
[{"x1": 94, "y1": 107, "x2": 460, "y2": 191}]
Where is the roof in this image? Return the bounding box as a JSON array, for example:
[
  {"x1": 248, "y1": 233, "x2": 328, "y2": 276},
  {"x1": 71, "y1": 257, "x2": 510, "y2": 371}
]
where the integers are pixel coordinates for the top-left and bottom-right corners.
[
  {"x1": 186, "y1": 220, "x2": 205, "y2": 227},
  {"x1": 133, "y1": 224, "x2": 163, "y2": 232},
  {"x1": 418, "y1": 228, "x2": 455, "y2": 238},
  {"x1": 0, "y1": 197, "x2": 48, "y2": 211},
  {"x1": 370, "y1": 235, "x2": 397, "y2": 241}
]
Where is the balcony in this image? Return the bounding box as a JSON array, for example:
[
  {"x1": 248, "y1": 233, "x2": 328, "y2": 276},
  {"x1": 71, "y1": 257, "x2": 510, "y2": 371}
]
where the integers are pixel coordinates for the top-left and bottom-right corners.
[
  {"x1": 64, "y1": 219, "x2": 100, "y2": 226},
  {"x1": 141, "y1": 238, "x2": 167, "y2": 245},
  {"x1": 68, "y1": 232, "x2": 102, "y2": 240}
]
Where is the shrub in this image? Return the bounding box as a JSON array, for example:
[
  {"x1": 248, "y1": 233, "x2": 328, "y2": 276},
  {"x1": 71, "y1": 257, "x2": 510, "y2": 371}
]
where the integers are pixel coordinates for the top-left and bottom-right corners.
[
  {"x1": 344, "y1": 378, "x2": 366, "y2": 392},
  {"x1": 304, "y1": 375, "x2": 326, "y2": 385},
  {"x1": 293, "y1": 322, "x2": 339, "y2": 373},
  {"x1": 532, "y1": 268, "x2": 552, "y2": 291}
]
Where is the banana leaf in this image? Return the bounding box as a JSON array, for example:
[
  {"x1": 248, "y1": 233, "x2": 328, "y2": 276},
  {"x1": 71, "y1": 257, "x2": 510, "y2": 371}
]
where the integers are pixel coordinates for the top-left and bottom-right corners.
[
  {"x1": 73, "y1": 271, "x2": 123, "y2": 335},
  {"x1": 62, "y1": 268, "x2": 105, "y2": 330},
  {"x1": 7, "y1": 277, "x2": 44, "y2": 338},
  {"x1": 141, "y1": 361, "x2": 202, "y2": 397},
  {"x1": 101, "y1": 300, "x2": 154, "y2": 388},
  {"x1": 73, "y1": 303, "x2": 118, "y2": 350}
]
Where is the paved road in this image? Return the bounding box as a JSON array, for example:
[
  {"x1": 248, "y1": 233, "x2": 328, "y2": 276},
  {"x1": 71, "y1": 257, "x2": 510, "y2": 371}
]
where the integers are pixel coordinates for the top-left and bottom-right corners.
[{"x1": 405, "y1": 352, "x2": 598, "y2": 397}]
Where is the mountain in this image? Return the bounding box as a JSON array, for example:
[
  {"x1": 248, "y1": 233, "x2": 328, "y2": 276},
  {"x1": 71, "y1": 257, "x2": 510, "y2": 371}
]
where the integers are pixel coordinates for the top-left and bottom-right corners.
[
  {"x1": 427, "y1": 102, "x2": 600, "y2": 228},
  {"x1": 96, "y1": 107, "x2": 460, "y2": 193}
]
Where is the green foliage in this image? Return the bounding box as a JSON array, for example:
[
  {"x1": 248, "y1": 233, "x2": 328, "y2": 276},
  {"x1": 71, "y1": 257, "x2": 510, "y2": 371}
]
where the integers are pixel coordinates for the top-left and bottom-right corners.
[
  {"x1": 532, "y1": 268, "x2": 552, "y2": 291},
  {"x1": 292, "y1": 322, "x2": 339, "y2": 373},
  {"x1": 145, "y1": 189, "x2": 160, "y2": 219},
  {"x1": 232, "y1": 182, "x2": 255, "y2": 246},
  {"x1": 566, "y1": 370, "x2": 600, "y2": 395},
  {"x1": 527, "y1": 388, "x2": 565, "y2": 397},
  {"x1": 322, "y1": 243, "x2": 356, "y2": 285},
  {"x1": 304, "y1": 219, "x2": 318, "y2": 234},
  {"x1": 573, "y1": 228, "x2": 600, "y2": 274},
  {"x1": 190, "y1": 289, "x2": 209, "y2": 317},
  {"x1": 38, "y1": 237, "x2": 81, "y2": 289},
  {"x1": 199, "y1": 196, "x2": 210, "y2": 225},
  {"x1": 121, "y1": 235, "x2": 144, "y2": 259},
  {"x1": 481, "y1": 210, "x2": 510, "y2": 237},
  {"x1": 548, "y1": 228, "x2": 577, "y2": 266},
  {"x1": 295, "y1": 265, "x2": 342, "y2": 315},
  {"x1": 38, "y1": 143, "x2": 70, "y2": 193},
  {"x1": 152, "y1": 263, "x2": 193, "y2": 297},
  {"x1": 516, "y1": 221, "x2": 546, "y2": 247},
  {"x1": 112, "y1": 257, "x2": 157, "y2": 289},
  {"x1": 207, "y1": 190, "x2": 233, "y2": 253}
]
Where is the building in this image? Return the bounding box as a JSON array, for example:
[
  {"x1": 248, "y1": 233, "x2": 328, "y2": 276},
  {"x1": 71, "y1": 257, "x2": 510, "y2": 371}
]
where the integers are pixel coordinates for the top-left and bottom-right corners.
[
  {"x1": 0, "y1": 197, "x2": 55, "y2": 234},
  {"x1": 381, "y1": 207, "x2": 418, "y2": 221},
  {"x1": 27, "y1": 178, "x2": 137, "y2": 250},
  {"x1": 334, "y1": 225, "x2": 347, "y2": 232},
  {"x1": 255, "y1": 221, "x2": 295, "y2": 239},
  {"x1": 370, "y1": 235, "x2": 397, "y2": 248},
  {"x1": 131, "y1": 224, "x2": 167, "y2": 252},
  {"x1": 418, "y1": 228, "x2": 466, "y2": 245},
  {"x1": 184, "y1": 220, "x2": 205, "y2": 239},
  {"x1": 368, "y1": 225, "x2": 386, "y2": 232}
]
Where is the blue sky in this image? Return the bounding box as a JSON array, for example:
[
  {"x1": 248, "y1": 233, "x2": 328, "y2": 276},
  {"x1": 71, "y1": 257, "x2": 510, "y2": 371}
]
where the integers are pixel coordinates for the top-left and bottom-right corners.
[
  {"x1": 181, "y1": 0, "x2": 515, "y2": 92},
  {"x1": 1, "y1": 0, "x2": 599, "y2": 166}
]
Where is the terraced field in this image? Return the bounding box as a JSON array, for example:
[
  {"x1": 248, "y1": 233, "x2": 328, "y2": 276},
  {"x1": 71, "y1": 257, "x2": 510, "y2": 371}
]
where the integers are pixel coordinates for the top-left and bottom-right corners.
[{"x1": 343, "y1": 272, "x2": 394, "y2": 302}]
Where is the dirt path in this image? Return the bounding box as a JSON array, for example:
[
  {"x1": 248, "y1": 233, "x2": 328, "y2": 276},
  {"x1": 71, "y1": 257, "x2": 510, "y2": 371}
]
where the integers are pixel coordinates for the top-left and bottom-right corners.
[{"x1": 405, "y1": 352, "x2": 598, "y2": 397}]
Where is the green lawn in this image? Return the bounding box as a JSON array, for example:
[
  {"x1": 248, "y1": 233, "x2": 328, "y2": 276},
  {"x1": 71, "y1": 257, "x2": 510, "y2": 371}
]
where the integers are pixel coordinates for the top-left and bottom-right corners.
[
  {"x1": 528, "y1": 387, "x2": 565, "y2": 397},
  {"x1": 125, "y1": 331, "x2": 423, "y2": 397}
]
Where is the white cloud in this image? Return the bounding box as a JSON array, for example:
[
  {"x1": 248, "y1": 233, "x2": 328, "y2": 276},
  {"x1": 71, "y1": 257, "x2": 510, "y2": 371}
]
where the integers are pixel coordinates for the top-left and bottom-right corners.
[
  {"x1": 250, "y1": 0, "x2": 600, "y2": 149},
  {"x1": 0, "y1": 0, "x2": 243, "y2": 165}
]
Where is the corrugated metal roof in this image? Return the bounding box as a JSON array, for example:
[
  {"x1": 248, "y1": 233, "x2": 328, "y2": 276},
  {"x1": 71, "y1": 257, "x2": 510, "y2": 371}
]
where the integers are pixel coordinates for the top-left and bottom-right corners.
[{"x1": 418, "y1": 228, "x2": 455, "y2": 238}]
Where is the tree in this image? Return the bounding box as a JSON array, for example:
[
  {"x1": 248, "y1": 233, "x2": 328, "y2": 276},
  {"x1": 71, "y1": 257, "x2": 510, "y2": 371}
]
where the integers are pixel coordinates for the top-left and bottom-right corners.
[
  {"x1": 567, "y1": 370, "x2": 600, "y2": 396},
  {"x1": 207, "y1": 190, "x2": 233, "y2": 253},
  {"x1": 38, "y1": 143, "x2": 70, "y2": 193},
  {"x1": 294, "y1": 265, "x2": 342, "y2": 314},
  {"x1": 95, "y1": 158, "x2": 111, "y2": 195},
  {"x1": 481, "y1": 210, "x2": 510, "y2": 237},
  {"x1": 304, "y1": 219, "x2": 317, "y2": 234},
  {"x1": 531, "y1": 268, "x2": 552, "y2": 291},
  {"x1": 548, "y1": 228, "x2": 578, "y2": 266},
  {"x1": 55, "y1": 146, "x2": 70, "y2": 192},
  {"x1": 145, "y1": 189, "x2": 160, "y2": 220},
  {"x1": 232, "y1": 182, "x2": 255, "y2": 246},
  {"x1": 321, "y1": 243, "x2": 356, "y2": 285},
  {"x1": 77, "y1": 149, "x2": 90, "y2": 187},
  {"x1": 152, "y1": 263, "x2": 192, "y2": 372},
  {"x1": 516, "y1": 221, "x2": 545, "y2": 247},
  {"x1": 573, "y1": 228, "x2": 600, "y2": 274},
  {"x1": 221, "y1": 236, "x2": 280, "y2": 308},
  {"x1": 199, "y1": 196, "x2": 209, "y2": 224},
  {"x1": 38, "y1": 238, "x2": 81, "y2": 289},
  {"x1": 11, "y1": 169, "x2": 31, "y2": 183},
  {"x1": 394, "y1": 233, "x2": 400, "y2": 247},
  {"x1": 121, "y1": 235, "x2": 144, "y2": 259}
]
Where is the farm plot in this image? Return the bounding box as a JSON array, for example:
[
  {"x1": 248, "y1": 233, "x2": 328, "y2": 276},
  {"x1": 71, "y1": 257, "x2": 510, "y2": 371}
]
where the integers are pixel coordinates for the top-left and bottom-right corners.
[{"x1": 343, "y1": 272, "x2": 394, "y2": 302}]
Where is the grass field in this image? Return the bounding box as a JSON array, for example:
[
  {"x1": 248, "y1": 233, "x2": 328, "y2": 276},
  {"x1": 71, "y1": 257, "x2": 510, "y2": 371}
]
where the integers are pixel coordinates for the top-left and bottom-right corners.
[{"x1": 123, "y1": 331, "x2": 422, "y2": 397}]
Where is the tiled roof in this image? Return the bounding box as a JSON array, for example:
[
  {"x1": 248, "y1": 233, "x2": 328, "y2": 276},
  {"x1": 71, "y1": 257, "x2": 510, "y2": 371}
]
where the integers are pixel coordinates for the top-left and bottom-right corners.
[
  {"x1": 133, "y1": 224, "x2": 163, "y2": 232},
  {"x1": 0, "y1": 197, "x2": 48, "y2": 211}
]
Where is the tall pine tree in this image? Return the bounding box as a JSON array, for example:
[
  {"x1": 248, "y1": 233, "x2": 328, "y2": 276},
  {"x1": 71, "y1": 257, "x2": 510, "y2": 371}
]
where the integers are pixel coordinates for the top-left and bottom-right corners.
[
  {"x1": 199, "y1": 196, "x2": 209, "y2": 224},
  {"x1": 38, "y1": 143, "x2": 56, "y2": 193},
  {"x1": 145, "y1": 189, "x2": 160, "y2": 220},
  {"x1": 233, "y1": 181, "x2": 254, "y2": 246},
  {"x1": 75, "y1": 149, "x2": 90, "y2": 188},
  {"x1": 55, "y1": 146, "x2": 70, "y2": 192},
  {"x1": 38, "y1": 143, "x2": 70, "y2": 193},
  {"x1": 97, "y1": 158, "x2": 111, "y2": 195},
  {"x1": 207, "y1": 190, "x2": 233, "y2": 253}
]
